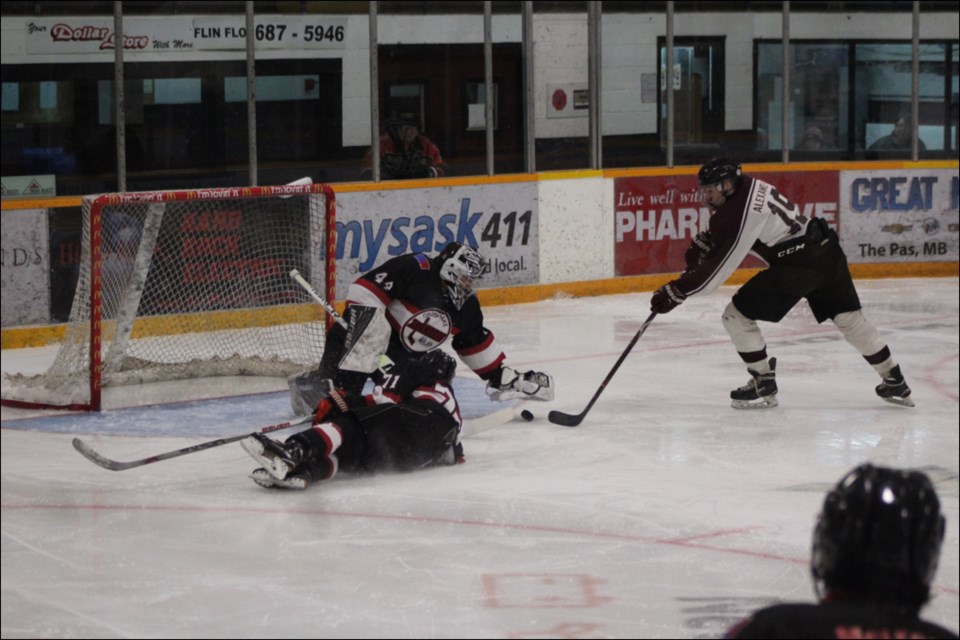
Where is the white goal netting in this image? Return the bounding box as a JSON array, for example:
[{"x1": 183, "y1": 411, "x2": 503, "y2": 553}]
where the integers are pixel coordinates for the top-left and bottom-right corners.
[{"x1": 2, "y1": 183, "x2": 335, "y2": 411}]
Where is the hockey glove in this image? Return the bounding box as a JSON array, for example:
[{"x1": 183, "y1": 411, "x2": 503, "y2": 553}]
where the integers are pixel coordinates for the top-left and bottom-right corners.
[
  {"x1": 651, "y1": 282, "x2": 686, "y2": 314},
  {"x1": 485, "y1": 366, "x2": 555, "y2": 402},
  {"x1": 683, "y1": 230, "x2": 714, "y2": 272},
  {"x1": 312, "y1": 387, "x2": 352, "y2": 425}
]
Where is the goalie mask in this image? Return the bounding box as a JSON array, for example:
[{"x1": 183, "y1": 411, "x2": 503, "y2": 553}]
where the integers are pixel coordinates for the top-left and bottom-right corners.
[{"x1": 434, "y1": 242, "x2": 484, "y2": 309}]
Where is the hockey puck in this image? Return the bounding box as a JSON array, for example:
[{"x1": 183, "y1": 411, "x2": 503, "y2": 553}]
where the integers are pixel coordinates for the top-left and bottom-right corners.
[{"x1": 520, "y1": 409, "x2": 534, "y2": 422}]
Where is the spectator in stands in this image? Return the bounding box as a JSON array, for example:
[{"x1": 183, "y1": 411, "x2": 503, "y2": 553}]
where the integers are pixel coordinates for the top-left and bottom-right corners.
[
  {"x1": 798, "y1": 125, "x2": 824, "y2": 151},
  {"x1": 361, "y1": 118, "x2": 448, "y2": 180},
  {"x1": 869, "y1": 113, "x2": 926, "y2": 151}
]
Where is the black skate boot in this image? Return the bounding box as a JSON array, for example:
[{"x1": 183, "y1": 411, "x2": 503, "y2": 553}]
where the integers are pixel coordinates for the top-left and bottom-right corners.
[
  {"x1": 241, "y1": 434, "x2": 305, "y2": 481},
  {"x1": 249, "y1": 453, "x2": 338, "y2": 490},
  {"x1": 730, "y1": 357, "x2": 778, "y2": 409},
  {"x1": 875, "y1": 365, "x2": 914, "y2": 407},
  {"x1": 249, "y1": 467, "x2": 310, "y2": 490}
]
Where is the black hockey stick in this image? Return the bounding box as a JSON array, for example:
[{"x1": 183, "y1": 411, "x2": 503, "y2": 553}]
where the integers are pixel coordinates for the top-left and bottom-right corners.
[
  {"x1": 73, "y1": 404, "x2": 522, "y2": 471},
  {"x1": 548, "y1": 311, "x2": 657, "y2": 427},
  {"x1": 72, "y1": 414, "x2": 313, "y2": 471}
]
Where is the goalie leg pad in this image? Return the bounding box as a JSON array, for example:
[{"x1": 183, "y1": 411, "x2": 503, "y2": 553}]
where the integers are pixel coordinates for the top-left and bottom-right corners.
[{"x1": 339, "y1": 305, "x2": 391, "y2": 374}]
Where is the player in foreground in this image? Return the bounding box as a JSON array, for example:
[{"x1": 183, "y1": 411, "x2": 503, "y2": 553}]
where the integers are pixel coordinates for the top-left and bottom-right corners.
[
  {"x1": 726, "y1": 463, "x2": 955, "y2": 638},
  {"x1": 245, "y1": 350, "x2": 464, "y2": 490},
  {"x1": 288, "y1": 241, "x2": 553, "y2": 416},
  {"x1": 650, "y1": 156, "x2": 913, "y2": 409}
]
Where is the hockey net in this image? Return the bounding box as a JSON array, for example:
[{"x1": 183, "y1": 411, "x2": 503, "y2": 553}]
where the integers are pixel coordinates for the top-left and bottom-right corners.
[{"x1": 1, "y1": 183, "x2": 336, "y2": 411}]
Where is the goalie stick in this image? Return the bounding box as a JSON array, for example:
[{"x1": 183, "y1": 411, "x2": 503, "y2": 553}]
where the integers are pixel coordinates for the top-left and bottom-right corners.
[
  {"x1": 73, "y1": 406, "x2": 519, "y2": 471},
  {"x1": 548, "y1": 311, "x2": 657, "y2": 427},
  {"x1": 290, "y1": 268, "x2": 347, "y2": 329}
]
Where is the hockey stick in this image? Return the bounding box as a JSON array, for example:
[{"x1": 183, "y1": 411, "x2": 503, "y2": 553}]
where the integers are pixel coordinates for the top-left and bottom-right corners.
[
  {"x1": 461, "y1": 404, "x2": 523, "y2": 438},
  {"x1": 547, "y1": 311, "x2": 657, "y2": 427},
  {"x1": 290, "y1": 268, "x2": 347, "y2": 329},
  {"x1": 72, "y1": 414, "x2": 314, "y2": 471},
  {"x1": 73, "y1": 402, "x2": 520, "y2": 472}
]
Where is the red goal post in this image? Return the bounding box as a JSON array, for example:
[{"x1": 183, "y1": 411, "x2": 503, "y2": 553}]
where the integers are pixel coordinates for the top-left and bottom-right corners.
[{"x1": 1, "y1": 182, "x2": 336, "y2": 411}]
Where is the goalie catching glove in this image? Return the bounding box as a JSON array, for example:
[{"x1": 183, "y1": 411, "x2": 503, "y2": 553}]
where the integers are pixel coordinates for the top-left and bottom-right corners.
[{"x1": 485, "y1": 366, "x2": 554, "y2": 402}]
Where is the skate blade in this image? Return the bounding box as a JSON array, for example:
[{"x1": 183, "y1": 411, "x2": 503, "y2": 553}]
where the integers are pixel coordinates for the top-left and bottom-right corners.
[
  {"x1": 240, "y1": 438, "x2": 292, "y2": 480},
  {"x1": 731, "y1": 395, "x2": 779, "y2": 410},
  {"x1": 250, "y1": 468, "x2": 307, "y2": 490},
  {"x1": 880, "y1": 395, "x2": 915, "y2": 408}
]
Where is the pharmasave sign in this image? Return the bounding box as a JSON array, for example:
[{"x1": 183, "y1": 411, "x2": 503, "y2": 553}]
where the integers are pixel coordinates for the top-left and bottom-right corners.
[
  {"x1": 614, "y1": 171, "x2": 839, "y2": 276},
  {"x1": 840, "y1": 169, "x2": 958, "y2": 263}
]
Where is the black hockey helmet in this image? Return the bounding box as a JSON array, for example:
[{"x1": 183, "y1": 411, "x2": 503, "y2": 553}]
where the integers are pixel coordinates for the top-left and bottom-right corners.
[
  {"x1": 423, "y1": 349, "x2": 457, "y2": 385},
  {"x1": 697, "y1": 156, "x2": 742, "y2": 187},
  {"x1": 811, "y1": 463, "x2": 945, "y2": 611},
  {"x1": 433, "y1": 242, "x2": 485, "y2": 309}
]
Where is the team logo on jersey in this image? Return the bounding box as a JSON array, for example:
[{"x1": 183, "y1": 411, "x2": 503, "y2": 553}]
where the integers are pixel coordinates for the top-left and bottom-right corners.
[{"x1": 400, "y1": 309, "x2": 452, "y2": 352}]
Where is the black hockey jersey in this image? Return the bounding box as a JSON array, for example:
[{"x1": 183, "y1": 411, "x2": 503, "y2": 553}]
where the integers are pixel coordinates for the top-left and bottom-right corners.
[
  {"x1": 346, "y1": 252, "x2": 505, "y2": 380},
  {"x1": 726, "y1": 601, "x2": 959, "y2": 639}
]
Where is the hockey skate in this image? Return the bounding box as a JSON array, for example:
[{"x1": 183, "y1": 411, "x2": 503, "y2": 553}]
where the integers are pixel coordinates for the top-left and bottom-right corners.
[
  {"x1": 249, "y1": 467, "x2": 310, "y2": 490},
  {"x1": 240, "y1": 433, "x2": 304, "y2": 481},
  {"x1": 730, "y1": 358, "x2": 778, "y2": 409},
  {"x1": 875, "y1": 365, "x2": 914, "y2": 407}
]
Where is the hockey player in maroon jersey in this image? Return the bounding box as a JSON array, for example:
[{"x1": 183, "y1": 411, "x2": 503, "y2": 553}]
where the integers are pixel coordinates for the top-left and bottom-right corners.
[
  {"x1": 650, "y1": 156, "x2": 913, "y2": 409},
  {"x1": 289, "y1": 242, "x2": 553, "y2": 416},
  {"x1": 726, "y1": 464, "x2": 956, "y2": 639},
  {"x1": 246, "y1": 350, "x2": 465, "y2": 490}
]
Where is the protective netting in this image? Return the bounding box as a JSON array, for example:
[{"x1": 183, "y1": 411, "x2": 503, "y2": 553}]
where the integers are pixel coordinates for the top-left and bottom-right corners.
[{"x1": 2, "y1": 184, "x2": 335, "y2": 410}]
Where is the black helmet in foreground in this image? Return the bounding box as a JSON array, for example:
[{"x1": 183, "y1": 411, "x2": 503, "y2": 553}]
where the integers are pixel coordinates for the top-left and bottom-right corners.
[{"x1": 811, "y1": 463, "x2": 945, "y2": 613}]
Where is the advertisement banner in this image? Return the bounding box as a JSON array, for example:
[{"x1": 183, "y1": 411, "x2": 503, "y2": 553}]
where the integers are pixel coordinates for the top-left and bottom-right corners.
[
  {"x1": 1, "y1": 208, "x2": 50, "y2": 326},
  {"x1": 614, "y1": 171, "x2": 840, "y2": 276},
  {"x1": 336, "y1": 184, "x2": 540, "y2": 298},
  {"x1": 23, "y1": 16, "x2": 348, "y2": 55},
  {"x1": 840, "y1": 169, "x2": 959, "y2": 263},
  {"x1": 1, "y1": 175, "x2": 57, "y2": 199}
]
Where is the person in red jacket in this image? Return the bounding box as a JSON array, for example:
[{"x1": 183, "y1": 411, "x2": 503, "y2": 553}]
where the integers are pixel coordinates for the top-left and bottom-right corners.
[{"x1": 361, "y1": 119, "x2": 448, "y2": 180}]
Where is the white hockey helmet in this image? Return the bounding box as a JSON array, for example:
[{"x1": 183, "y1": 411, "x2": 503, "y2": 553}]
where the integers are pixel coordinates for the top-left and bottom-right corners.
[{"x1": 434, "y1": 242, "x2": 484, "y2": 309}]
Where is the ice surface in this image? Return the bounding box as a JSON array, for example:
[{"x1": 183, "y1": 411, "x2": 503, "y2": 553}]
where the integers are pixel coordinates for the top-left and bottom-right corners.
[{"x1": 2, "y1": 278, "x2": 958, "y2": 638}]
